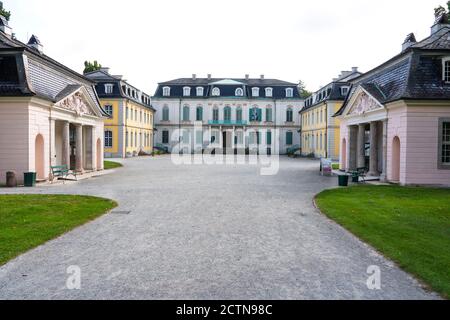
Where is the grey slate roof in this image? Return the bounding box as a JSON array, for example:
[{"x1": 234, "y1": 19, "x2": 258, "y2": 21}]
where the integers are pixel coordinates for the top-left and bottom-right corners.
[
  {"x1": 153, "y1": 77, "x2": 301, "y2": 99},
  {"x1": 0, "y1": 30, "x2": 108, "y2": 116},
  {"x1": 335, "y1": 25, "x2": 450, "y2": 116}
]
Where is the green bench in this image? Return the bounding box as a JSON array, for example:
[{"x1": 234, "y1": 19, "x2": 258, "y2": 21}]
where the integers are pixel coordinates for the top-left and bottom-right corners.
[
  {"x1": 50, "y1": 165, "x2": 77, "y2": 183},
  {"x1": 350, "y1": 167, "x2": 367, "y2": 183}
]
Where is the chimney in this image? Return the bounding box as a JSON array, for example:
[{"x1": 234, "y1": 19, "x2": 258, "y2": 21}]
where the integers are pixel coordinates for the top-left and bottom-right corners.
[
  {"x1": 402, "y1": 33, "x2": 417, "y2": 52},
  {"x1": 100, "y1": 67, "x2": 110, "y2": 74},
  {"x1": 352, "y1": 67, "x2": 359, "y2": 73},
  {"x1": 27, "y1": 35, "x2": 43, "y2": 53},
  {"x1": 192, "y1": 74, "x2": 197, "y2": 80},
  {"x1": 207, "y1": 74, "x2": 212, "y2": 80},
  {"x1": 431, "y1": 13, "x2": 450, "y2": 35},
  {"x1": 260, "y1": 74, "x2": 265, "y2": 80},
  {"x1": 0, "y1": 15, "x2": 12, "y2": 37},
  {"x1": 245, "y1": 74, "x2": 249, "y2": 80}
]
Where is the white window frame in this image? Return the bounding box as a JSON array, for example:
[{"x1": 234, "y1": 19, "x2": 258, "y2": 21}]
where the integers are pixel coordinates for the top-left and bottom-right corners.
[
  {"x1": 104, "y1": 130, "x2": 113, "y2": 148},
  {"x1": 196, "y1": 87, "x2": 204, "y2": 97},
  {"x1": 235, "y1": 88, "x2": 244, "y2": 97},
  {"x1": 212, "y1": 87, "x2": 221, "y2": 96},
  {"x1": 286, "y1": 88, "x2": 294, "y2": 98},
  {"x1": 252, "y1": 87, "x2": 260, "y2": 97},
  {"x1": 443, "y1": 58, "x2": 450, "y2": 83},
  {"x1": 341, "y1": 86, "x2": 350, "y2": 96},
  {"x1": 439, "y1": 118, "x2": 450, "y2": 169},
  {"x1": 183, "y1": 87, "x2": 191, "y2": 97},
  {"x1": 104, "y1": 84, "x2": 113, "y2": 94},
  {"x1": 163, "y1": 86, "x2": 171, "y2": 97},
  {"x1": 104, "y1": 104, "x2": 113, "y2": 116},
  {"x1": 265, "y1": 87, "x2": 273, "y2": 97}
]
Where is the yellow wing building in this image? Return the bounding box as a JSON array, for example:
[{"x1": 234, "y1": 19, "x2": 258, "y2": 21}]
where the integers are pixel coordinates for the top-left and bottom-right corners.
[
  {"x1": 300, "y1": 68, "x2": 361, "y2": 160},
  {"x1": 85, "y1": 68, "x2": 155, "y2": 158}
]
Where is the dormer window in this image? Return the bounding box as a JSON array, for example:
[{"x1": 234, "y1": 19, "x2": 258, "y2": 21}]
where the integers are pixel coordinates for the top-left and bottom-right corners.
[
  {"x1": 163, "y1": 86, "x2": 171, "y2": 97},
  {"x1": 252, "y1": 87, "x2": 260, "y2": 97},
  {"x1": 443, "y1": 58, "x2": 450, "y2": 83},
  {"x1": 286, "y1": 88, "x2": 294, "y2": 98},
  {"x1": 235, "y1": 88, "x2": 244, "y2": 97},
  {"x1": 212, "y1": 87, "x2": 220, "y2": 96},
  {"x1": 183, "y1": 87, "x2": 191, "y2": 97},
  {"x1": 196, "y1": 87, "x2": 204, "y2": 97},
  {"x1": 104, "y1": 84, "x2": 113, "y2": 94},
  {"x1": 341, "y1": 86, "x2": 350, "y2": 96},
  {"x1": 265, "y1": 88, "x2": 273, "y2": 97}
]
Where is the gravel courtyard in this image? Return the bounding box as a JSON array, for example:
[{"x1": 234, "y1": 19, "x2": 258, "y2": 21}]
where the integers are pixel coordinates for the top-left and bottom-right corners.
[{"x1": 0, "y1": 156, "x2": 439, "y2": 300}]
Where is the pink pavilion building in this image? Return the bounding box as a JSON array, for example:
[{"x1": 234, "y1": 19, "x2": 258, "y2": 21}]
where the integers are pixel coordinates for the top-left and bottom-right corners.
[{"x1": 336, "y1": 14, "x2": 450, "y2": 186}]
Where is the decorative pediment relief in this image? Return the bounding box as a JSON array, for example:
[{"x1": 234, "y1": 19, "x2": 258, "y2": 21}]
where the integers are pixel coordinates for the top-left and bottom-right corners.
[
  {"x1": 55, "y1": 91, "x2": 95, "y2": 117},
  {"x1": 347, "y1": 91, "x2": 383, "y2": 116}
]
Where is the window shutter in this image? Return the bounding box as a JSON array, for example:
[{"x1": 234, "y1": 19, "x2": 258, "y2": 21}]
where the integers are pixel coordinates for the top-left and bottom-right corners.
[
  {"x1": 258, "y1": 109, "x2": 262, "y2": 122},
  {"x1": 267, "y1": 131, "x2": 272, "y2": 145}
]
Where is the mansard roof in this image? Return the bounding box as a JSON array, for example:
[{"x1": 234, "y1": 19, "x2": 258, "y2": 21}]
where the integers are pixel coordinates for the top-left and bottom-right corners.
[
  {"x1": 335, "y1": 26, "x2": 450, "y2": 116},
  {"x1": 0, "y1": 30, "x2": 108, "y2": 116},
  {"x1": 84, "y1": 69, "x2": 154, "y2": 110},
  {"x1": 153, "y1": 77, "x2": 301, "y2": 99}
]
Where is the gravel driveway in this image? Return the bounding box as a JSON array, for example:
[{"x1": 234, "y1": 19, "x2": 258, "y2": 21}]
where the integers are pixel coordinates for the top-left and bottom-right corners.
[{"x1": 0, "y1": 156, "x2": 439, "y2": 299}]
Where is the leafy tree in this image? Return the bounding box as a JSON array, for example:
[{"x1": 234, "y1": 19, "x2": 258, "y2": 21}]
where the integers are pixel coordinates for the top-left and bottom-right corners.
[
  {"x1": 0, "y1": 1, "x2": 11, "y2": 21},
  {"x1": 435, "y1": 5, "x2": 447, "y2": 18},
  {"x1": 298, "y1": 80, "x2": 312, "y2": 98},
  {"x1": 83, "y1": 60, "x2": 102, "y2": 74}
]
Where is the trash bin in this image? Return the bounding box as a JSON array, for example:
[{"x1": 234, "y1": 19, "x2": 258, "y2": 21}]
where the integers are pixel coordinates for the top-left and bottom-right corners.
[
  {"x1": 24, "y1": 172, "x2": 36, "y2": 187},
  {"x1": 6, "y1": 171, "x2": 17, "y2": 188},
  {"x1": 338, "y1": 175, "x2": 349, "y2": 187}
]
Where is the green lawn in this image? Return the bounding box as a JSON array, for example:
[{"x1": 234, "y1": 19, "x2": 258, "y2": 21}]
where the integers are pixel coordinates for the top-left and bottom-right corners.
[
  {"x1": 0, "y1": 195, "x2": 117, "y2": 266},
  {"x1": 104, "y1": 161, "x2": 123, "y2": 170},
  {"x1": 315, "y1": 185, "x2": 450, "y2": 299}
]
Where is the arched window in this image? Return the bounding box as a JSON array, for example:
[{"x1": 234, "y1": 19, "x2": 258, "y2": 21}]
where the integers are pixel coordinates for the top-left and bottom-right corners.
[
  {"x1": 196, "y1": 87, "x2": 204, "y2": 97},
  {"x1": 105, "y1": 130, "x2": 113, "y2": 148},
  {"x1": 235, "y1": 88, "x2": 244, "y2": 97},
  {"x1": 236, "y1": 107, "x2": 243, "y2": 122},
  {"x1": 224, "y1": 106, "x2": 232, "y2": 122},
  {"x1": 183, "y1": 105, "x2": 190, "y2": 121},
  {"x1": 213, "y1": 107, "x2": 219, "y2": 121},
  {"x1": 163, "y1": 86, "x2": 171, "y2": 97},
  {"x1": 266, "y1": 107, "x2": 273, "y2": 122},
  {"x1": 183, "y1": 87, "x2": 191, "y2": 97},
  {"x1": 162, "y1": 106, "x2": 169, "y2": 121},
  {"x1": 286, "y1": 88, "x2": 294, "y2": 98},
  {"x1": 265, "y1": 88, "x2": 273, "y2": 97},
  {"x1": 286, "y1": 108, "x2": 293, "y2": 122},
  {"x1": 196, "y1": 106, "x2": 203, "y2": 121},
  {"x1": 252, "y1": 87, "x2": 260, "y2": 97},
  {"x1": 212, "y1": 87, "x2": 220, "y2": 96}
]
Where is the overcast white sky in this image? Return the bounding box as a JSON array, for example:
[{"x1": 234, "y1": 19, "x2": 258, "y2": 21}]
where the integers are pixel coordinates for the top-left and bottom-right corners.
[{"x1": 4, "y1": 0, "x2": 445, "y2": 94}]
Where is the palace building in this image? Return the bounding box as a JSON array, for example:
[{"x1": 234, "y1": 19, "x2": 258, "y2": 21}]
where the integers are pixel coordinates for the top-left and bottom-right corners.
[
  {"x1": 0, "y1": 17, "x2": 107, "y2": 184},
  {"x1": 85, "y1": 68, "x2": 155, "y2": 158},
  {"x1": 151, "y1": 75, "x2": 303, "y2": 155},
  {"x1": 301, "y1": 68, "x2": 361, "y2": 160},
  {"x1": 336, "y1": 14, "x2": 450, "y2": 186}
]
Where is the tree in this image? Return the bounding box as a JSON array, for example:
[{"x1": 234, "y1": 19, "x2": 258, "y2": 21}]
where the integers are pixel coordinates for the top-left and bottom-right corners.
[
  {"x1": 435, "y1": 5, "x2": 447, "y2": 18},
  {"x1": 0, "y1": 1, "x2": 11, "y2": 21},
  {"x1": 298, "y1": 80, "x2": 312, "y2": 99},
  {"x1": 83, "y1": 60, "x2": 102, "y2": 74}
]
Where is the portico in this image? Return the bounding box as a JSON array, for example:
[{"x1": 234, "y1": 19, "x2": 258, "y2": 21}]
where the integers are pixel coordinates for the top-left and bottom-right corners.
[{"x1": 339, "y1": 87, "x2": 388, "y2": 180}]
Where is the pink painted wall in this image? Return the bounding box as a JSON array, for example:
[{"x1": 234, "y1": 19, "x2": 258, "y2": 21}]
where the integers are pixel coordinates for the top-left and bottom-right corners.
[
  {"x1": 386, "y1": 105, "x2": 408, "y2": 184},
  {"x1": 401, "y1": 105, "x2": 450, "y2": 186},
  {"x1": 339, "y1": 124, "x2": 349, "y2": 170},
  {"x1": 0, "y1": 101, "x2": 30, "y2": 184}
]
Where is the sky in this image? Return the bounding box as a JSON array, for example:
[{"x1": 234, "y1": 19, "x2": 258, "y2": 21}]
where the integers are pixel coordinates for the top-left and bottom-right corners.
[{"x1": 4, "y1": 0, "x2": 446, "y2": 94}]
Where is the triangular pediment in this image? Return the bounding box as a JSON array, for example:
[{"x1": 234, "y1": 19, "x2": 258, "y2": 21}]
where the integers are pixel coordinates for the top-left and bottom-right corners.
[
  {"x1": 54, "y1": 86, "x2": 102, "y2": 118},
  {"x1": 343, "y1": 86, "x2": 384, "y2": 117}
]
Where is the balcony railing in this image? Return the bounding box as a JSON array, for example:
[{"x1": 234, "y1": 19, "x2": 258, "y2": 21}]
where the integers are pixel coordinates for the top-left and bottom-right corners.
[{"x1": 208, "y1": 120, "x2": 248, "y2": 126}]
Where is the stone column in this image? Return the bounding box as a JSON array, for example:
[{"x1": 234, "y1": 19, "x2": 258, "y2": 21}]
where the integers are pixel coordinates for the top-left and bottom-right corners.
[
  {"x1": 348, "y1": 125, "x2": 358, "y2": 171},
  {"x1": 50, "y1": 119, "x2": 56, "y2": 167},
  {"x1": 75, "y1": 124, "x2": 84, "y2": 173},
  {"x1": 368, "y1": 121, "x2": 379, "y2": 176},
  {"x1": 380, "y1": 120, "x2": 388, "y2": 182},
  {"x1": 91, "y1": 127, "x2": 97, "y2": 171},
  {"x1": 357, "y1": 124, "x2": 366, "y2": 169},
  {"x1": 62, "y1": 121, "x2": 70, "y2": 168}
]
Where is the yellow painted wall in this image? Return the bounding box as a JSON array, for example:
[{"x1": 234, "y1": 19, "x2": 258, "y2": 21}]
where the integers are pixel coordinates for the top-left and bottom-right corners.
[
  {"x1": 101, "y1": 99, "x2": 154, "y2": 157},
  {"x1": 301, "y1": 102, "x2": 327, "y2": 158}
]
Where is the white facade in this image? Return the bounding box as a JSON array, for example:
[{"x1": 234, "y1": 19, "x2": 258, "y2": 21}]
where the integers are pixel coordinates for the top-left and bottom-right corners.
[{"x1": 152, "y1": 98, "x2": 303, "y2": 155}]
